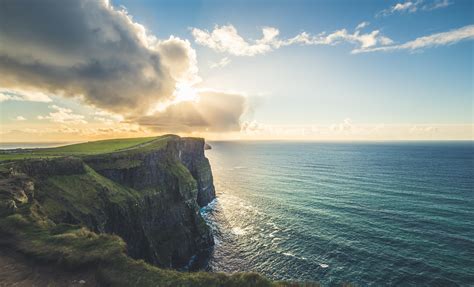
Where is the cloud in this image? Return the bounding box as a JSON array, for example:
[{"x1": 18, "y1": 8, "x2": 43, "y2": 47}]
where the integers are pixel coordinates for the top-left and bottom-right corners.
[
  {"x1": 94, "y1": 109, "x2": 124, "y2": 122},
  {"x1": 192, "y1": 24, "x2": 393, "y2": 56},
  {"x1": 234, "y1": 120, "x2": 473, "y2": 140},
  {"x1": 210, "y1": 57, "x2": 231, "y2": 68},
  {"x1": 353, "y1": 25, "x2": 474, "y2": 53},
  {"x1": 1, "y1": 122, "x2": 150, "y2": 142},
  {"x1": 38, "y1": 105, "x2": 87, "y2": 124},
  {"x1": 193, "y1": 21, "x2": 472, "y2": 56},
  {"x1": 356, "y1": 22, "x2": 370, "y2": 31},
  {"x1": 135, "y1": 91, "x2": 247, "y2": 132},
  {"x1": 241, "y1": 120, "x2": 264, "y2": 133},
  {"x1": 423, "y1": 0, "x2": 453, "y2": 10},
  {"x1": 377, "y1": 0, "x2": 452, "y2": 16},
  {"x1": 410, "y1": 125, "x2": 439, "y2": 134},
  {"x1": 192, "y1": 25, "x2": 276, "y2": 56},
  {"x1": 377, "y1": 0, "x2": 419, "y2": 16},
  {"x1": 0, "y1": 88, "x2": 53, "y2": 103},
  {"x1": 0, "y1": 0, "x2": 198, "y2": 117},
  {"x1": 330, "y1": 118, "x2": 354, "y2": 132},
  {"x1": 15, "y1": 116, "x2": 26, "y2": 121},
  {"x1": 394, "y1": 1, "x2": 418, "y2": 12}
]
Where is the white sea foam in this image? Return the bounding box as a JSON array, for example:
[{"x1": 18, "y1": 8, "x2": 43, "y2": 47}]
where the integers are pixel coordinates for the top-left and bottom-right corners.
[
  {"x1": 234, "y1": 166, "x2": 247, "y2": 169},
  {"x1": 232, "y1": 227, "x2": 247, "y2": 235},
  {"x1": 200, "y1": 198, "x2": 218, "y2": 214},
  {"x1": 319, "y1": 263, "x2": 329, "y2": 268}
]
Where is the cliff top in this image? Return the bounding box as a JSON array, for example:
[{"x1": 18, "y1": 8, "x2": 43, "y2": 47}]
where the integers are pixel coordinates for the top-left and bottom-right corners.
[{"x1": 0, "y1": 134, "x2": 180, "y2": 161}]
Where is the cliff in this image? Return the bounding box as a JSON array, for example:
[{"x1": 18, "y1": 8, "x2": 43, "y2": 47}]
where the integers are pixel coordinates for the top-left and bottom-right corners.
[
  {"x1": 81, "y1": 136, "x2": 216, "y2": 268},
  {"x1": 0, "y1": 136, "x2": 303, "y2": 286},
  {"x1": 1, "y1": 136, "x2": 215, "y2": 269}
]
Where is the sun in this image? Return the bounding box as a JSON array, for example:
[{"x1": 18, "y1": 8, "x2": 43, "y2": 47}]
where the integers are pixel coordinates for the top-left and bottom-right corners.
[{"x1": 174, "y1": 84, "x2": 198, "y2": 103}]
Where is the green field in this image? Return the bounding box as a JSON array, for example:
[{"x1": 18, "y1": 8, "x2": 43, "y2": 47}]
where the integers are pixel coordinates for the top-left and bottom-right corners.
[{"x1": 0, "y1": 135, "x2": 175, "y2": 161}]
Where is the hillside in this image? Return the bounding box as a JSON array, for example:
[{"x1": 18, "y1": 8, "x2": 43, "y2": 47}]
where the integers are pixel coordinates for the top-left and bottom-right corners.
[{"x1": 0, "y1": 135, "x2": 296, "y2": 286}]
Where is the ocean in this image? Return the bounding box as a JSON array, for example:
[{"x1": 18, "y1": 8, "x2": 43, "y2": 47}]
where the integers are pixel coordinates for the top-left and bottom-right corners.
[{"x1": 201, "y1": 141, "x2": 474, "y2": 286}]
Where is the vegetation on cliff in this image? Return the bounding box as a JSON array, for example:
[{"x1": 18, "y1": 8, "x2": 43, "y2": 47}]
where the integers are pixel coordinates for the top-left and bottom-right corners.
[
  {"x1": 0, "y1": 136, "x2": 314, "y2": 286},
  {"x1": 0, "y1": 135, "x2": 167, "y2": 161}
]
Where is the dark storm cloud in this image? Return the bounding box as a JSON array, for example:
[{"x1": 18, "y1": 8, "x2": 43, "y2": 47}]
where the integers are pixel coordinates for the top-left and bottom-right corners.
[{"x1": 0, "y1": 0, "x2": 194, "y2": 115}]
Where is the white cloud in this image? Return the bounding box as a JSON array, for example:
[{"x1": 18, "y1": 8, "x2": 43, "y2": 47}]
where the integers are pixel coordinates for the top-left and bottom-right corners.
[
  {"x1": 353, "y1": 25, "x2": 474, "y2": 53},
  {"x1": 0, "y1": 88, "x2": 53, "y2": 103},
  {"x1": 356, "y1": 22, "x2": 370, "y2": 30},
  {"x1": 1, "y1": 123, "x2": 150, "y2": 142},
  {"x1": 377, "y1": 0, "x2": 452, "y2": 16},
  {"x1": 423, "y1": 0, "x2": 453, "y2": 10},
  {"x1": 210, "y1": 57, "x2": 231, "y2": 68},
  {"x1": 192, "y1": 24, "x2": 393, "y2": 56},
  {"x1": 377, "y1": 1, "x2": 419, "y2": 16},
  {"x1": 410, "y1": 125, "x2": 439, "y2": 134},
  {"x1": 191, "y1": 25, "x2": 275, "y2": 56},
  {"x1": 394, "y1": 1, "x2": 418, "y2": 12},
  {"x1": 194, "y1": 21, "x2": 473, "y2": 57},
  {"x1": 38, "y1": 105, "x2": 87, "y2": 124},
  {"x1": 93, "y1": 109, "x2": 124, "y2": 123},
  {"x1": 330, "y1": 118, "x2": 354, "y2": 132},
  {"x1": 281, "y1": 28, "x2": 394, "y2": 50},
  {"x1": 15, "y1": 116, "x2": 26, "y2": 121},
  {"x1": 234, "y1": 120, "x2": 473, "y2": 140}
]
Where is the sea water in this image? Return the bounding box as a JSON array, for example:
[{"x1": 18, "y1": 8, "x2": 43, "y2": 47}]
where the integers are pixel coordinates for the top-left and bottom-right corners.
[{"x1": 201, "y1": 141, "x2": 474, "y2": 286}]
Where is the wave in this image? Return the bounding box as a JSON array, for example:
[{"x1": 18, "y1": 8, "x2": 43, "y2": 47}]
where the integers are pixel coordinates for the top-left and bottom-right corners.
[{"x1": 231, "y1": 227, "x2": 247, "y2": 236}]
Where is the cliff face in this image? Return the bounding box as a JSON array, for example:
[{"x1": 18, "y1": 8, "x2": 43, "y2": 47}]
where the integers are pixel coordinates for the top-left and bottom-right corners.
[
  {"x1": 0, "y1": 136, "x2": 216, "y2": 269},
  {"x1": 176, "y1": 139, "x2": 216, "y2": 207},
  {"x1": 86, "y1": 137, "x2": 216, "y2": 208}
]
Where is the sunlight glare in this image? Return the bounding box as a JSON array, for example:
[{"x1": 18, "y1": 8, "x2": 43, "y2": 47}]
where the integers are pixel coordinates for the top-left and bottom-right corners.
[{"x1": 174, "y1": 84, "x2": 199, "y2": 103}]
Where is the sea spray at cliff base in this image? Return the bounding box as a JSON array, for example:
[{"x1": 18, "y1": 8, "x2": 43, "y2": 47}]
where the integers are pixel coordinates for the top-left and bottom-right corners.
[{"x1": 201, "y1": 141, "x2": 474, "y2": 286}]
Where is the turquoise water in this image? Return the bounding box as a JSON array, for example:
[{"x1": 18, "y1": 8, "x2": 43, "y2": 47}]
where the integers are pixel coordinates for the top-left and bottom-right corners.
[{"x1": 201, "y1": 142, "x2": 474, "y2": 286}]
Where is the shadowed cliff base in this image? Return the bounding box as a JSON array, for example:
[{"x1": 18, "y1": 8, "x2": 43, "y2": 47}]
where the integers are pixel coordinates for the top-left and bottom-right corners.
[{"x1": 0, "y1": 135, "x2": 321, "y2": 286}]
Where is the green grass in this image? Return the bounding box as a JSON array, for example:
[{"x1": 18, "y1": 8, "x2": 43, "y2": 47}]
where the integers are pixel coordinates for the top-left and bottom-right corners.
[
  {"x1": 0, "y1": 135, "x2": 175, "y2": 161},
  {"x1": 39, "y1": 164, "x2": 138, "y2": 221},
  {"x1": 0, "y1": 211, "x2": 299, "y2": 287},
  {"x1": 45, "y1": 137, "x2": 157, "y2": 154},
  {"x1": 0, "y1": 213, "x2": 127, "y2": 269}
]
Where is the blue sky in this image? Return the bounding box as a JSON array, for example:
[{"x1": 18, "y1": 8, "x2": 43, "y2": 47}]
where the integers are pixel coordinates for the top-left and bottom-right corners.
[{"x1": 0, "y1": 0, "x2": 472, "y2": 141}]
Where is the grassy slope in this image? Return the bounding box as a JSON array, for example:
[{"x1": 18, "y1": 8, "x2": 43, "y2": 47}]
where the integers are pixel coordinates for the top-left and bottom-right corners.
[
  {"x1": 0, "y1": 135, "x2": 175, "y2": 161},
  {"x1": 40, "y1": 164, "x2": 137, "y2": 221}
]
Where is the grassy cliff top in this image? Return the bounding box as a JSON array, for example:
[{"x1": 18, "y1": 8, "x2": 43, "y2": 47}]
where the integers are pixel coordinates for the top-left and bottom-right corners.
[{"x1": 0, "y1": 135, "x2": 177, "y2": 161}]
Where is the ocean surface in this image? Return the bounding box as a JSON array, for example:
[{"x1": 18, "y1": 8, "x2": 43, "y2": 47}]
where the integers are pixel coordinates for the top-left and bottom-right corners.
[{"x1": 201, "y1": 141, "x2": 474, "y2": 286}]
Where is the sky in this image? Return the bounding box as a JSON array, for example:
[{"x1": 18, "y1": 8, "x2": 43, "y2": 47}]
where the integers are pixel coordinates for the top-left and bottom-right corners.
[{"x1": 0, "y1": 0, "x2": 473, "y2": 142}]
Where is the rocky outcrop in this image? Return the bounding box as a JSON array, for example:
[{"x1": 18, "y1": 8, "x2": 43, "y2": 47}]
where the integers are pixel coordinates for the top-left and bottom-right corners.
[{"x1": 0, "y1": 136, "x2": 216, "y2": 269}]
